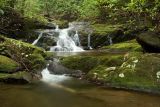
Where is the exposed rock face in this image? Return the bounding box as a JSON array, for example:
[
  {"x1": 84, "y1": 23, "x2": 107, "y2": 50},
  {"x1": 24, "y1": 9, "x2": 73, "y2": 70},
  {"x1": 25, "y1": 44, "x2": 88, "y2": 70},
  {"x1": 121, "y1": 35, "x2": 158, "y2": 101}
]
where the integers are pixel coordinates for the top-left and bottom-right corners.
[{"x1": 136, "y1": 31, "x2": 160, "y2": 53}]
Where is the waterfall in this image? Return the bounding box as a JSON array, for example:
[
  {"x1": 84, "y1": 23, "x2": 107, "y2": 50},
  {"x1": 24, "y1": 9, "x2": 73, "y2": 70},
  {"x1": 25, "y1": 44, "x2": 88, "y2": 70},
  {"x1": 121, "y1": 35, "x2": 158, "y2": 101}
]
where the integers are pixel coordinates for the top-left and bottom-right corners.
[
  {"x1": 50, "y1": 27, "x2": 84, "y2": 52},
  {"x1": 32, "y1": 23, "x2": 88, "y2": 52},
  {"x1": 55, "y1": 25, "x2": 59, "y2": 32},
  {"x1": 32, "y1": 32, "x2": 43, "y2": 45},
  {"x1": 88, "y1": 34, "x2": 92, "y2": 49},
  {"x1": 108, "y1": 36, "x2": 113, "y2": 45},
  {"x1": 73, "y1": 31, "x2": 81, "y2": 46}
]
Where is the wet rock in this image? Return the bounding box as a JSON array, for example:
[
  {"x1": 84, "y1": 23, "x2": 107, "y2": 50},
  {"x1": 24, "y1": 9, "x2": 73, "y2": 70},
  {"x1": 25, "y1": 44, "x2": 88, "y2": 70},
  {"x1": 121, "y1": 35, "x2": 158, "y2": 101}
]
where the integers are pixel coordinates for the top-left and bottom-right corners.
[
  {"x1": 47, "y1": 61, "x2": 83, "y2": 78},
  {"x1": 137, "y1": 31, "x2": 160, "y2": 53},
  {"x1": 0, "y1": 72, "x2": 31, "y2": 84}
]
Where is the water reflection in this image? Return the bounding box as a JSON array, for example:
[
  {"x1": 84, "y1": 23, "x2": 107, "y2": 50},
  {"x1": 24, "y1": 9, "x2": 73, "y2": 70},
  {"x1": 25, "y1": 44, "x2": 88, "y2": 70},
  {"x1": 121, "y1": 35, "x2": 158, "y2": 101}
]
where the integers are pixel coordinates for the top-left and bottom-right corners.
[{"x1": 0, "y1": 77, "x2": 160, "y2": 107}]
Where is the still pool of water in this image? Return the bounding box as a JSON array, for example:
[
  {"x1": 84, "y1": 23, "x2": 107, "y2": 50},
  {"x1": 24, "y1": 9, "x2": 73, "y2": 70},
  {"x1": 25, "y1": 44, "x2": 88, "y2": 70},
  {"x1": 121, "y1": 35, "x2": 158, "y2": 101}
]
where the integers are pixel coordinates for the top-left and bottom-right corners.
[{"x1": 0, "y1": 76, "x2": 160, "y2": 107}]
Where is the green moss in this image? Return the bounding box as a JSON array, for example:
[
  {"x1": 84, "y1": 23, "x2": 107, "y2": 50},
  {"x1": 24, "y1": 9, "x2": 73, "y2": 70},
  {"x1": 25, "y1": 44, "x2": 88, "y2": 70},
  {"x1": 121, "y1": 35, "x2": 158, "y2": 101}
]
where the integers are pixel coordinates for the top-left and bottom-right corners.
[
  {"x1": 102, "y1": 39, "x2": 142, "y2": 51},
  {"x1": 92, "y1": 24, "x2": 123, "y2": 35},
  {"x1": 44, "y1": 51, "x2": 54, "y2": 60},
  {"x1": 0, "y1": 35, "x2": 47, "y2": 73},
  {"x1": 28, "y1": 53, "x2": 46, "y2": 71},
  {"x1": 61, "y1": 56, "x2": 99, "y2": 73},
  {"x1": 86, "y1": 52, "x2": 160, "y2": 91},
  {"x1": 0, "y1": 71, "x2": 31, "y2": 83},
  {"x1": 60, "y1": 54, "x2": 124, "y2": 73},
  {"x1": 0, "y1": 55, "x2": 20, "y2": 73},
  {"x1": 53, "y1": 20, "x2": 69, "y2": 28}
]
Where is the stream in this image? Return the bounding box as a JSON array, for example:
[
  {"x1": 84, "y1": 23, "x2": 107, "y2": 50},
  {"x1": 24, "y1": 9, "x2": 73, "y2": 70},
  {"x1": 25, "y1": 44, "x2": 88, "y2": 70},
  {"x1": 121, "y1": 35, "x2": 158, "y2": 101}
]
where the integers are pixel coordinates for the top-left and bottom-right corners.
[
  {"x1": 0, "y1": 71, "x2": 160, "y2": 107},
  {"x1": 1, "y1": 24, "x2": 159, "y2": 107}
]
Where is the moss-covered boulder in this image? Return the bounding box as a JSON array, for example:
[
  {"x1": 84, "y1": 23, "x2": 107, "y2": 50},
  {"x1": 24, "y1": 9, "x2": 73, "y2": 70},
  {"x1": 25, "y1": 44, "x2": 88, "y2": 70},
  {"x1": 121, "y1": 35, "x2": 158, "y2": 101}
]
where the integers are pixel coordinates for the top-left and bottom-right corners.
[
  {"x1": 60, "y1": 51, "x2": 160, "y2": 93},
  {"x1": 60, "y1": 54, "x2": 124, "y2": 73},
  {"x1": 0, "y1": 35, "x2": 51, "y2": 83},
  {"x1": 0, "y1": 71, "x2": 33, "y2": 84},
  {"x1": 101, "y1": 39, "x2": 142, "y2": 52},
  {"x1": 0, "y1": 55, "x2": 20, "y2": 73},
  {"x1": 87, "y1": 52, "x2": 160, "y2": 93},
  {"x1": 137, "y1": 31, "x2": 160, "y2": 53}
]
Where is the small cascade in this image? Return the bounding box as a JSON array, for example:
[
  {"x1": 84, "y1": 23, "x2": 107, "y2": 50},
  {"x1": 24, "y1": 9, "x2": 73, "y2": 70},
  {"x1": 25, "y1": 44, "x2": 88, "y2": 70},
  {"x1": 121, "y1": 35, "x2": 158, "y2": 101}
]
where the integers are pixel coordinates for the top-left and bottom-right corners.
[
  {"x1": 55, "y1": 25, "x2": 59, "y2": 32},
  {"x1": 50, "y1": 27, "x2": 84, "y2": 52},
  {"x1": 88, "y1": 34, "x2": 92, "y2": 49},
  {"x1": 73, "y1": 31, "x2": 81, "y2": 46},
  {"x1": 108, "y1": 36, "x2": 113, "y2": 45},
  {"x1": 32, "y1": 22, "x2": 92, "y2": 52},
  {"x1": 41, "y1": 68, "x2": 70, "y2": 83},
  {"x1": 32, "y1": 32, "x2": 43, "y2": 45}
]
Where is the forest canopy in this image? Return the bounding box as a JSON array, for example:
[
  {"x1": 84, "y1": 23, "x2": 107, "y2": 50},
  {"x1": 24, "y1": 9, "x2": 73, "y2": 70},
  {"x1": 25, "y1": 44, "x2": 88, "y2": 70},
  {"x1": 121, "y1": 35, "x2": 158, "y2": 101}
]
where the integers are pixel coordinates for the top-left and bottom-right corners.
[{"x1": 0, "y1": 0, "x2": 160, "y2": 30}]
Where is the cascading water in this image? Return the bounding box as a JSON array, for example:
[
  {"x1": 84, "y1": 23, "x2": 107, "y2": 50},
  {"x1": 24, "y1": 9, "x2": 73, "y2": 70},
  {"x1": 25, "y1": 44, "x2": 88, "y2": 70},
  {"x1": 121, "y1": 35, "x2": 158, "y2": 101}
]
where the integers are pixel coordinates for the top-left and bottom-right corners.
[
  {"x1": 73, "y1": 31, "x2": 81, "y2": 46},
  {"x1": 88, "y1": 34, "x2": 92, "y2": 49},
  {"x1": 108, "y1": 35, "x2": 113, "y2": 45},
  {"x1": 50, "y1": 27, "x2": 84, "y2": 52},
  {"x1": 32, "y1": 32, "x2": 43, "y2": 45},
  {"x1": 41, "y1": 68, "x2": 70, "y2": 83}
]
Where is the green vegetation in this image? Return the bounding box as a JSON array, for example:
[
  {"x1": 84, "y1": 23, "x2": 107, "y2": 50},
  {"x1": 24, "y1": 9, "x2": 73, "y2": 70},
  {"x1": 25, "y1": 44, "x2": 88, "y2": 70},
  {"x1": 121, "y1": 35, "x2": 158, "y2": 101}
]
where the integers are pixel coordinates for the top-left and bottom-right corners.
[
  {"x1": 0, "y1": 0, "x2": 160, "y2": 94},
  {"x1": 0, "y1": 55, "x2": 20, "y2": 73},
  {"x1": 60, "y1": 52, "x2": 160, "y2": 92},
  {"x1": 0, "y1": 35, "x2": 51, "y2": 83},
  {"x1": 0, "y1": 0, "x2": 160, "y2": 31},
  {"x1": 61, "y1": 54, "x2": 124, "y2": 73},
  {"x1": 101, "y1": 40, "x2": 142, "y2": 51},
  {"x1": 92, "y1": 24, "x2": 123, "y2": 35}
]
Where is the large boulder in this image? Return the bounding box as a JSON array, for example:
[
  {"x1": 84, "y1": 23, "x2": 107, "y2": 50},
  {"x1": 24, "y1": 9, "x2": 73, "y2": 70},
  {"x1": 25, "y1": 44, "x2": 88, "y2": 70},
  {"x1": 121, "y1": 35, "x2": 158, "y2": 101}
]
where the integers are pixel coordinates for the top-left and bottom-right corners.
[
  {"x1": 136, "y1": 31, "x2": 160, "y2": 53},
  {"x1": 0, "y1": 35, "x2": 52, "y2": 84},
  {"x1": 47, "y1": 60, "x2": 83, "y2": 78}
]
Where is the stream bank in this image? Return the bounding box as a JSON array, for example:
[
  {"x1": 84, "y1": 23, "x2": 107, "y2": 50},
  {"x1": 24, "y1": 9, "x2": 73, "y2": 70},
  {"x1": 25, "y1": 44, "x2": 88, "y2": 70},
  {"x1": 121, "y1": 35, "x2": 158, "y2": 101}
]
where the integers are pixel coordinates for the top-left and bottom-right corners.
[
  {"x1": 59, "y1": 40, "x2": 160, "y2": 94},
  {"x1": 0, "y1": 35, "x2": 53, "y2": 84}
]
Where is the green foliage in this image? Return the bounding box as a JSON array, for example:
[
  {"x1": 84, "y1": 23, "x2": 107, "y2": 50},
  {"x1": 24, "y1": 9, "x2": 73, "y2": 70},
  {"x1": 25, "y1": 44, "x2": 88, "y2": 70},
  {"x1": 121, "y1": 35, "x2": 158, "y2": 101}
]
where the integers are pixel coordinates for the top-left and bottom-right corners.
[
  {"x1": 15, "y1": 0, "x2": 41, "y2": 18},
  {"x1": 0, "y1": 0, "x2": 160, "y2": 30}
]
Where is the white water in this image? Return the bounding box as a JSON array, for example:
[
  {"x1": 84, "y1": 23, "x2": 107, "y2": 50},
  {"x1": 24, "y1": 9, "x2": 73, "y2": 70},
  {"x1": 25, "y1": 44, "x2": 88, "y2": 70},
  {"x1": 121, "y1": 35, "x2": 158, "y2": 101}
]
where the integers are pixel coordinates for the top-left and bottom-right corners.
[
  {"x1": 32, "y1": 32, "x2": 43, "y2": 45},
  {"x1": 108, "y1": 36, "x2": 113, "y2": 45},
  {"x1": 32, "y1": 23, "x2": 85, "y2": 52},
  {"x1": 73, "y1": 31, "x2": 81, "y2": 46},
  {"x1": 50, "y1": 26, "x2": 84, "y2": 52},
  {"x1": 88, "y1": 34, "x2": 92, "y2": 49},
  {"x1": 41, "y1": 68, "x2": 70, "y2": 83}
]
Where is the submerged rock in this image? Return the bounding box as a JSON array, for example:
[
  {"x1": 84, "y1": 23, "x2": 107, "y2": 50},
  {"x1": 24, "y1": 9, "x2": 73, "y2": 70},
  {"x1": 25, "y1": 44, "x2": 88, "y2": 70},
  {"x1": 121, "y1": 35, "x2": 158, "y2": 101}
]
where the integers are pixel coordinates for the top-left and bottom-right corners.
[{"x1": 137, "y1": 31, "x2": 160, "y2": 53}]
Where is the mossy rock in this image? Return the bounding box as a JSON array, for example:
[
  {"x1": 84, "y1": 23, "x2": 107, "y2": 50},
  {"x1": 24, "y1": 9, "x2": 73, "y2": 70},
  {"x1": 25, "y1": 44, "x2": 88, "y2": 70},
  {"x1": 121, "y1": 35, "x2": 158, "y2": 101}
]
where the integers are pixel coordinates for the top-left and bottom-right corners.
[
  {"x1": 60, "y1": 54, "x2": 124, "y2": 73},
  {"x1": 87, "y1": 52, "x2": 160, "y2": 92},
  {"x1": 0, "y1": 71, "x2": 32, "y2": 84},
  {"x1": 137, "y1": 31, "x2": 160, "y2": 53},
  {"x1": 0, "y1": 55, "x2": 20, "y2": 73},
  {"x1": 92, "y1": 24, "x2": 123, "y2": 36},
  {"x1": 0, "y1": 35, "x2": 49, "y2": 75},
  {"x1": 101, "y1": 39, "x2": 142, "y2": 52}
]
